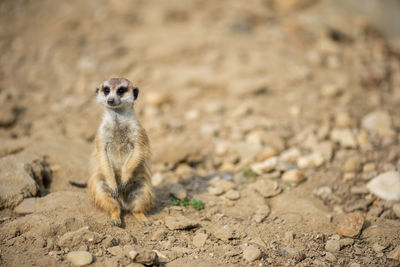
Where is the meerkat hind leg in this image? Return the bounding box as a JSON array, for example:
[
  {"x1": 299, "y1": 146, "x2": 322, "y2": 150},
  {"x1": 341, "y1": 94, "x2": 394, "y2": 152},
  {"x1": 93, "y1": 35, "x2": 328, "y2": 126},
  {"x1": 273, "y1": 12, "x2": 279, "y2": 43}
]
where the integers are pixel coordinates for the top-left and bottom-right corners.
[
  {"x1": 132, "y1": 212, "x2": 151, "y2": 226},
  {"x1": 89, "y1": 174, "x2": 122, "y2": 227}
]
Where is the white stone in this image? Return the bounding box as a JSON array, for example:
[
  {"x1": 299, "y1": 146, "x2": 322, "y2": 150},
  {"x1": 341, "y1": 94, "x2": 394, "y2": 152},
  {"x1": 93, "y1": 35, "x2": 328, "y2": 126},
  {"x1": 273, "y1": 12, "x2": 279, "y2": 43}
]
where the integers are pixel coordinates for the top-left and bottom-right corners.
[
  {"x1": 243, "y1": 245, "x2": 261, "y2": 262},
  {"x1": 280, "y1": 148, "x2": 301, "y2": 163},
  {"x1": 152, "y1": 172, "x2": 163, "y2": 186},
  {"x1": 361, "y1": 110, "x2": 392, "y2": 133},
  {"x1": 330, "y1": 128, "x2": 357, "y2": 148},
  {"x1": 367, "y1": 171, "x2": 400, "y2": 201},
  {"x1": 66, "y1": 251, "x2": 93, "y2": 266},
  {"x1": 170, "y1": 184, "x2": 187, "y2": 199},
  {"x1": 251, "y1": 157, "x2": 278, "y2": 174}
]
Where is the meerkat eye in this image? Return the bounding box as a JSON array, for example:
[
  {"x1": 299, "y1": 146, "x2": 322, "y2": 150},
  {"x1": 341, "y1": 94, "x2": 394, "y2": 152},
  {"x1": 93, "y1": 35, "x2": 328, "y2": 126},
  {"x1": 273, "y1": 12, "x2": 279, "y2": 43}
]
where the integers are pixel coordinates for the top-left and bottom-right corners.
[
  {"x1": 117, "y1": 87, "x2": 127, "y2": 96},
  {"x1": 103, "y1": 87, "x2": 110, "y2": 95}
]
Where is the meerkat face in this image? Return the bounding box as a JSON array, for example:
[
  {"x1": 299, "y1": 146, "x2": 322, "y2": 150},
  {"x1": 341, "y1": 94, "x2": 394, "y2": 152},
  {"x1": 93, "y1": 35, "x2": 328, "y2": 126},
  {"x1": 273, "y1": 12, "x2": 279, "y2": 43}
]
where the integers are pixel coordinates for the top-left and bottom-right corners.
[{"x1": 96, "y1": 78, "x2": 139, "y2": 110}]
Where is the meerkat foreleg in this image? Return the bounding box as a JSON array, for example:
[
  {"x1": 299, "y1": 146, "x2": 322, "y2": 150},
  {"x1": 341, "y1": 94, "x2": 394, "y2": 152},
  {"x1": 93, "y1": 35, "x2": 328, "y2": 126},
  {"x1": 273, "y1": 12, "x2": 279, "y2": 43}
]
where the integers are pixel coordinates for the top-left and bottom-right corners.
[
  {"x1": 88, "y1": 173, "x2": 122, "y2": 226},
  {"x1": 99, "y1": 146, "x2": 118, "y2": 199},
  {"x1": 120, "y1": 145, "x2": 148, "y2": 190}
]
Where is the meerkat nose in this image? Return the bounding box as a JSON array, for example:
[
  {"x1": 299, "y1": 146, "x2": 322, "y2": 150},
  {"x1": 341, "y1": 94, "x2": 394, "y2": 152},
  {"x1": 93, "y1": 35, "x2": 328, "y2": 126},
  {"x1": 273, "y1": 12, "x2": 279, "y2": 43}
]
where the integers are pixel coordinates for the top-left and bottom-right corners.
[{"x1": 107, "y1": 99, "x2": 115, "y2": 105}]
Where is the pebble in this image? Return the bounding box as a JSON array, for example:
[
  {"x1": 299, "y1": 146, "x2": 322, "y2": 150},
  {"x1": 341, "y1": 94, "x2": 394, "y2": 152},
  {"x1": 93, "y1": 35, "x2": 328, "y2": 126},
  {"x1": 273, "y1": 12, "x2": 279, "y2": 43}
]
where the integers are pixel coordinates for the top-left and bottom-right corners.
[
  {"x1": 314, "y1": 186, "x2": 333, "y2": 201},
  {"x1": 243, "y1": 245, "x2": 261, "y2": 262},
  {"x1": 152, "y1": 172, "x2": 164, "y2": 186},
  {"x1": 387, "y1": 245, "x2": 400, "y2": 261},
  {"x1": 253, "y1": 204, "x2": 270, "y2": 223},
  {"x1": 325, "y1": 251, "x2": 337, "y2": 262},
  {"x1": 367, "y1": 171, "x2": 400, "y2": 201},
  {"x1": 170, "y1": 184, "x2": 187, "y2": 199},
  {"x1": 251, "y1": 179, "x2": 282, "y2": 198},
  {"x1": 208, "y1": 186, "x2": 224, "y2": 196},
  {"x1": 193, "y1": 233, "x2": 208, "y2": 248},
  {"x1": 251, "y1": 157, "x2": 278, "y2": 174},
  {"x1": 372, "y1": 243, "x2": 387, "y2": 253},
  {"x1": 339, "y1": 238, "x2": 354, "y2": 248},
  {"x1": 280, "y1": 148, "x2": 301, "y2": 163},
  {"x1": 335, "y1": 111, "x2": 353, "y2": 128},
  {"x1": 282, "y1": 170, "x2": 305, "y2": 185},
  {"x1": 349, "y1": 263, "x2": 361, "y2": 267},
  {"x1": 350, "y1": 186, "x2": 369, "y2": 195},
  {"x1": 342, "y1": 157, "x2": 362, "y2": 173},
  {"x1": 151, "y1": 229, "x2": 166, "y2": 241},
  {"x1": 66, "y1": 251, "x2": 93, "y2": 266},
  {"x1": 325, "y1": 240, "x2": 340, "y2": 253},
  {"x1": 213, "y1": 226, "x2": 235, "y2": 241},
  {"x1": 363, "y1": 163, "x2": 376, "y2": 173},
  {"x1": 14, "y1": 198, "x2": 36, "y2": 214},
  {"x1": 393, "y1": 203, "x2": 400, "y2": 218},
  {"x1": 297, "y1": 152, "x2": 324, "y2": 168},
  {"x1": 361, "y1": 110, "x2": 392, "y2": 134},
  {"x1": 131, "y1": 249, "x2": 159, "y2": 265},
  {"x1": 209, "y1": 176, "x2": 235, "y2": 192},
  {"x1": 330, "y1": 128, "x2": 357, "y2": 148},
  {"x1": 281, "y1": 247, "x2": 305, "y2": 261},
  {"x1": 225, "y1": 190, "x2": 240, "y2": 200},
  {"x1": 336, "y1": 212, "x2": 365, "y2": 237},
  {"x1": 164, "y1": 216, "x2": 198, "y2": 230}
]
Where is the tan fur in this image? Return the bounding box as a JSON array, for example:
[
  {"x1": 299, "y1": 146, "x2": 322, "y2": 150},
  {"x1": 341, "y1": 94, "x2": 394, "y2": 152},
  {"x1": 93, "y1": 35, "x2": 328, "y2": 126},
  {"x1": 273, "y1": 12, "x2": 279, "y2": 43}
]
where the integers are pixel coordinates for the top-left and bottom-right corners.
[{"x1": 88, "y1": 78, "x2": 154, "y2": 226}]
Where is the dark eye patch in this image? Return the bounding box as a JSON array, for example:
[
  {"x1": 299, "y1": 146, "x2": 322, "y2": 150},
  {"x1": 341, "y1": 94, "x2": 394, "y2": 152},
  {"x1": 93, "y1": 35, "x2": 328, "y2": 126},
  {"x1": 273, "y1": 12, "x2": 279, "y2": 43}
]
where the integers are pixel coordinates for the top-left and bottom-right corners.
[
  {"x1": 117, "y1": 87, "x2": 128, "y2": 96},
  {"x1": 103, "y1": 86, "x2": 110, "y2": 95}
]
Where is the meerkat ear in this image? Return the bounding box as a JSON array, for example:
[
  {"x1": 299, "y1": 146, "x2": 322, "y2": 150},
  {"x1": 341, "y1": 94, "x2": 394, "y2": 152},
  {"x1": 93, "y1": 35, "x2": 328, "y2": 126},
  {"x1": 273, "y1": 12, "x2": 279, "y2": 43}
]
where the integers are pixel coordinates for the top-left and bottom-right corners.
[
  {"x1": 95, "y1": 87, "x2": 99, "y2": 94},
  {"x1": 133, "y1": 87, "x2": 139, "y2": 100}
]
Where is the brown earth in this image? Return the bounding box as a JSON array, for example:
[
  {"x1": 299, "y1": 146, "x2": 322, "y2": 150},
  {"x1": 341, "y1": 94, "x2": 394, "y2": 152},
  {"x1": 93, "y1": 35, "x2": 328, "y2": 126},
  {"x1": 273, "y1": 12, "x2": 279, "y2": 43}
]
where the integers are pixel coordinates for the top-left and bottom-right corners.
[{"x1": 1, "y1": 0, "x2": 400, "y2": 266}]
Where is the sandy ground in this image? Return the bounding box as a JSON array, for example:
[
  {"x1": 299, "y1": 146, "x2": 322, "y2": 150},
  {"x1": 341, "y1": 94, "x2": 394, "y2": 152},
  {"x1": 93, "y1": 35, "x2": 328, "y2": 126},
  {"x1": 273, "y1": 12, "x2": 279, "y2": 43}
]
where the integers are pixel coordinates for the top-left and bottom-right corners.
[{"x1": 1, "y1": 0, "x2": 400, "y2": 266}]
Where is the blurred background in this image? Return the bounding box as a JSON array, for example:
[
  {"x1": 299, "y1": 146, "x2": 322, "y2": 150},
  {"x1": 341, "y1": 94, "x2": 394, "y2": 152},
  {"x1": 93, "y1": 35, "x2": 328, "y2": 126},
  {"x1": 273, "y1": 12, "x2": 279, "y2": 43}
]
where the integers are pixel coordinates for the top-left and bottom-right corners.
[{"x1": 1, "y1": 1, "x2": 400, "y2": 266}]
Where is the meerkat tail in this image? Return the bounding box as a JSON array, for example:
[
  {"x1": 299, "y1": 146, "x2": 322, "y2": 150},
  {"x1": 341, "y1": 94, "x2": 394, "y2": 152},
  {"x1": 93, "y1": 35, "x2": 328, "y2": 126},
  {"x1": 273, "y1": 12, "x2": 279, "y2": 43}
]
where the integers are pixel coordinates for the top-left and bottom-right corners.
[{"x1": 69, "y1": 181, "x2": 87, "y2": 188}]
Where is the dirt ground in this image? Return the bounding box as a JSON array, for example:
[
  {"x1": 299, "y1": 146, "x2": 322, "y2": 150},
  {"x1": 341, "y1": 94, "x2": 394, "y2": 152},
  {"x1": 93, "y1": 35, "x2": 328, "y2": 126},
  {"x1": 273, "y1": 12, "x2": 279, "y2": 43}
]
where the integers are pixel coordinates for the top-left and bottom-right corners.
[{"x1": 1, "y1": 0, "x2": 400, "y2": 266}]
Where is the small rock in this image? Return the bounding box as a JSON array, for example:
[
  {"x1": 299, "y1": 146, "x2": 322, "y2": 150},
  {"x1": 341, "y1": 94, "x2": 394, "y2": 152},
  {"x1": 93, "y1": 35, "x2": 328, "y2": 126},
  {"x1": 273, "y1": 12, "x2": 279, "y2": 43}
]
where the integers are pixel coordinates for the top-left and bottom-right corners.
[
  {"x1": 330, "y1": 128, "x2": 357, "y2": 148},
  {"x1": 214, "y1": 226, "x2": 235, "y2": 241},
  {"x1": 297, "y1": 152, "x2": 324, "y2": 168},
  {"x1": 349, "y1": 263, "x2": 361, "y2": 267},
  {"x1": 236, "y1": 142, "x2": 263, "y2": 162},
  {"x1": 325, "y1": 251, "x2": 337, "y2": 262},
  {"x1": 367, "y1": 171, "x2": 400, "y2": 201},
  {"x1": 393, "y1": 203, "x2": 400, "y2": 218},
  {"x1": 339, "y1": 238, "x2": 354, "y2": 248},
  {"x1": 363, "y1": 163, "x2": 376, "y2": 173},
  {"x1": 361, "y1": 110, "x2": 392, "y2": 134},
  {"x1": 165, "y1": 216, "x2": 198, "y2": 230},
  {"x1": 185, "y1": 109, "x2": 199, "y2": 120},
  {"x1": 342, "y1": 157, "x2": 362, "y2": 173},
  {"x1": 387, "y1": 245, "x2": 400, "y2": 261},
  {"x1": 350, "y1": 186, "x2": 369, "y2": 195},
  {"x1": 151, "y1": 229, "x2": 166, "y2": 241},
  {"x1": 209, "y1": 176, "x2": 235, "y2": 192},
  {"x1": 66, "y1": 251, "x2": 93, "y2": 266},
  {"x1": 208, "y1": 187, "x2": 224, "y2": 196},
  {"x1": 58, "y1": 226, "x2": 101, "y2": 248},
  {"x1": 225, "y1": 190, "x2": 240, "y2": 200},
  {"x1": 14, "y1": 198, "x2": 36, "y2": 214},
  {"x1": 336, "y1": 212, "x2": 365, "y2": 237},
  {"x1": 251, "y1": 179, "x2": 282, "y2": 198},
  {"x1": 314, "y1": 186, "x2": 332, "y2": 201},
  {"x1": 372, "y1": 243, "x2": 387, "y2": 253},
  {"x1": 335, "y1": 111, "x2": 353, "y2": 128},
  {"x1": 170, "y1": 184, "x2": 187, "y2": 199},
  {"x1": 107, "y1": 246, "x2": 124, "y2": 256},
  {"x1": 325, "y1": 240, "x2": 340, "y2": 253},
  {"x1": 282, "y1": 170, "x2": 305, "y2": 185},
  {"x1": 152, "y1": 172, "x2": 164, "y2": 186},
  {"x1": 132, "y1": 249, "x2": 158, "y2": 265},
  {"x1": 251, "y1": 157, "x2": 278, "y2": 174},
  {"x1": 243, "y1": 245, "x2": 261, "y2": 262},
  {"x1": 249, "y1": 237, "x2": 266, "y2": 248},
  {"x1": 192, "y1": 233, "x2": 208, "y2": 248},
  {"x1": 281, "y1": 248, "x2": 305, "y2": 261},
  {"x1": 280, "y1": 148, "x2": 301, "y2": 163}
]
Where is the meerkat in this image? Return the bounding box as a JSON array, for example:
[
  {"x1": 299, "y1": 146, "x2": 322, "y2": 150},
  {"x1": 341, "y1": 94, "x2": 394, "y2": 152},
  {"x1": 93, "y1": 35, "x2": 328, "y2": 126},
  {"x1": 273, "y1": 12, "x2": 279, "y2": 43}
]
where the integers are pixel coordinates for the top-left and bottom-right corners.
[{"x1": 87, "y1": 78, "x2": 154, "y2": 227}]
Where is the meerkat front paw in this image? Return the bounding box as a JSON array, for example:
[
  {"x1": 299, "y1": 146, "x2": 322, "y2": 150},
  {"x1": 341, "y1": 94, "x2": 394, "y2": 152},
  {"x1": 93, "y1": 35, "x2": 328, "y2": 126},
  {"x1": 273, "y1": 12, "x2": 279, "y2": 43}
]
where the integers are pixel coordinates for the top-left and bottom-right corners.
[
  {"x1": 111, "y1": 219, "x2": 122, "y2": 227},
  {"x1": 119, "y1": 182, "x2": 128, "y2": 192},
  {"x1": 102, "y1": 183, "x2": 119, "y2": 200}
]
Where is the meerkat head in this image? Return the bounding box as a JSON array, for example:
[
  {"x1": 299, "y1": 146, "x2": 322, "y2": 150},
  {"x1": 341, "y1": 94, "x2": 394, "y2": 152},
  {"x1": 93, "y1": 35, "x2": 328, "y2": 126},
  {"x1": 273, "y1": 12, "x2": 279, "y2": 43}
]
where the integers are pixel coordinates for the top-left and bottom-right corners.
[{"x1": 96, "y1": 78, "x2": 139, "y2": 110}]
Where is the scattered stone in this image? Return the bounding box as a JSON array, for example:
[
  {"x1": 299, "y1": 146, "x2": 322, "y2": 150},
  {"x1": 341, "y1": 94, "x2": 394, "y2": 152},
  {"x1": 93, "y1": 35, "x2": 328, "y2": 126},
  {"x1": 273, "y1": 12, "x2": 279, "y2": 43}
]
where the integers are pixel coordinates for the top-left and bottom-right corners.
[
  {"x1": 361, "y1": 110, "x2": 392, "y2": 134},
  {"x1": 209, "y1": 176, "x2": 235, "y2": 193},
  {"x1": 342, "y1": 157, "x2": 362, "y2": 173},
  {"x1": 256, "y1": 146, "x2": 277, "y2": 161},
  {"x1": 66, "y1": 251, "x2": 93, "y2": 266},
  {"x1": 243, "y1": 245, "x2": 261, "y2": 262},
  {"x1": 314, "y1": 141, "x2": 333, "y2": 162},
  {"x1": 325, "y1": 251, "x2": 337, "y2": 262},
  {"x1": 225, "y1": 190, "x2": 240, "y2": 200},
  {"x1": 192, "y1": 233, "x2": 208, "y2": 248},
  {"x1": 102, "y1": 235, "x2": 119, "y2": 248},
  {"x1": 393, "y1": 203, "x2": 400, "y2": 218},
  {"x1": 280, "y1": 148, "x2": 301, "y2": 163},
  {"x1": 282, "y1": 170, "x2": 305, "y2": 185},
  {"x1": 164, "y1": 216, "x2": 198, "y2": 230},
  {"x1": 152, "y1": 172, "x2": 164, "y2": 186},
  {"x1": 107, "y1": 246, "x2": 124, "y2": 256},
  {"x1": 372, "y1": 243, "x2": 387, "y2": 253},
  {"x1": 14, "y1": 197, "x2": 36, "y2": 214},
  {"x1": 171, "y1": 246, "x2": 191, "y2": 256},
  {"x1": 251, "y1": 179, "x2": 282, "y2": 198},
  {"x1": 314, "y1": 186, "x2": 333, "y2": 201},
  {"x1": 363, "y1": 163, "x2": 376, "y2": 173},
  {"x1": 350, "y1": 186, "x2": 369, "y2": 195},
  {"x1": 58, "y1": 226, "x2": 102, "y2": 248},
  {"x1": 367, "y1": 206, "x2": 384, "y2": 217},
  {"x1": 336, "y1": 212, "x2": 365, "y2": 237},
  {"x1": 297, "y1": 152, "x2": 324, "y2": 168},
  {"x1": 339, "y1": 238, "x2": 354, "y2": 248},
  {"x1": 325, "y1": 240, "x2": 340, "y2": 253},
  {"x1": 367, "y1": 171, "x2": 400, "y2": 201},
  {"x1": 170, "y1": 184, "x2": 187, "y2": 199},
  {"x1": 387, "y1": 245, "x2": 400, "y2": 261},
  {"x1": 236, "y1": 142, "x2": 263, "y2": 162},
  {"x1": 249, "y1": 237, "x2": 266, "y2": 248},
  {"x1": 208, "y1": 187, "x2": 224, "y2": 196},
  {"x1": 335, "y1": 111, "x2": 353, "y2": 128},
  {"x1": 213, "y1": 225, "x2": 235, "y2": 241},
  {"x1": 251, "y1": 157, "x2": 278, "y2": 174},
  {"x1": 349, "y1": 263, "x2": 361, "y2": 267},
  {"x1": 253, "y1": 205, "x2": 270, "y2": 223},
  {"x1": 130, "y1": 249, "x2": 158, "y2": 265},
  {"x1": 330, "y1": 128, "x2": 357, "y2": 148},
  {"x1": 151, "y1": 229, "x2": 166, "y2": 241},
  {"x1": 281, "y1": 248, "x2": 305, "y2": 261}
]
